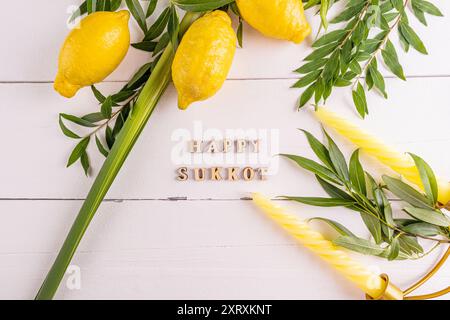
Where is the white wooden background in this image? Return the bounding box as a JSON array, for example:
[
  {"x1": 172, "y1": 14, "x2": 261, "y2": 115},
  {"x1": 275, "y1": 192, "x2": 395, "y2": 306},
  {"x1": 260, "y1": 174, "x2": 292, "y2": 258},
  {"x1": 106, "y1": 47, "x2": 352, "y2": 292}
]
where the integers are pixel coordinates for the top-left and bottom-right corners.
[{"x1": 0, "y1": 0, "x2": 449, "y2": 300}]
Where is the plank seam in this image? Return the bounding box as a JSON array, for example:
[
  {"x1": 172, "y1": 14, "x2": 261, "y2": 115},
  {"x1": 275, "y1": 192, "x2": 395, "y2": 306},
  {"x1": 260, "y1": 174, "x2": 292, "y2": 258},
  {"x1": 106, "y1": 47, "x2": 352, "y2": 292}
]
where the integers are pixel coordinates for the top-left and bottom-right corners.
[
  {"x1": 0, "y1": 197, "x2": 403, "y2": 202},
  {"x1": 1, "y1": 74, "x2": 450, "y2": 84}
]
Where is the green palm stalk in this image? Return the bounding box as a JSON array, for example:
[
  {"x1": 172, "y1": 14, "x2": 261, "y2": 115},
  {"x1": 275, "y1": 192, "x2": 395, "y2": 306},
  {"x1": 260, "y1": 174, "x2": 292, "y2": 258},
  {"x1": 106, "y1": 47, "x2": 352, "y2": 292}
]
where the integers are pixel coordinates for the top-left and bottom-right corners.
[{"x1": 35, "y1": 11, "x2": 202, "y2": 300}]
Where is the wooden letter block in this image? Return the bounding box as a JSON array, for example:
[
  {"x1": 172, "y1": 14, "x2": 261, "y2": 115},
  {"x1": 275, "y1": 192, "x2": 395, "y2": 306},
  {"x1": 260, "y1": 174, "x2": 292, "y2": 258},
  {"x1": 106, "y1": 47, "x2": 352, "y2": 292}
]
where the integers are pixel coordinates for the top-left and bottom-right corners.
[
  {"x1": 194, "y1": 168, "x2": 206, "y2": 181},
  {"x1": 243, "y1": 167, "x2": 255, "y2": 181},
  {"x1": 206, "y1": 140, "x2": 219, "y2": 153},
  {"x1": 211, "y1": 167, "x2": 223, "y2": 181},
  {"x1": 189, "y1": 140, "x2": 202, "y2": 153},
  {"x1": 259, "y1": 167, "x2": 268, "y2": 180},
  {"x1": 227, "y1": 167, "x2": 239, "y2": 181},
  {"x1": 250, "y1": 139, "x2": 260, "y2": 153},
  {"x1": 176, "y1": 167, "x2": 188, "y2": 181},
  {"x1": 223, "y1": 139, "x2": 232, "y2": 153},
  {"x1": 236, "y1": 139, "x2": 246, "y2": 153}
]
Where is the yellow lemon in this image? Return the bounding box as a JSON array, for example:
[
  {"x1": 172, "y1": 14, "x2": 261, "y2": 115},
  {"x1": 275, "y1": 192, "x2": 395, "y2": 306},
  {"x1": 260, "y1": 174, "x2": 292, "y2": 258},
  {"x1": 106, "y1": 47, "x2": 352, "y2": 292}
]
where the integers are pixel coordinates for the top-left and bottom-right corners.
[
  {"x1": 54, "y1": 11, "x2": 130, "y2": 98},
  {"x1": 236, "y1": 0, "x2": 311, "y2": 44},
  {"x1": 172, "y1": 11, "x2": 236, "y2": 110}
]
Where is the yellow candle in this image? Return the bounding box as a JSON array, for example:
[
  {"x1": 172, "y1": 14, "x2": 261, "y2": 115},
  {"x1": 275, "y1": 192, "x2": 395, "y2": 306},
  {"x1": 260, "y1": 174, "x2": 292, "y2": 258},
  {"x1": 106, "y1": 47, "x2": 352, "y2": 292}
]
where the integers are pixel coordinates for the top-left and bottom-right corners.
[
  {"x1": 315, "y1": 107, "x2": 450, "y2": 205},
  {"x1": 252, "y1": 193, "x2": 386, "y2": 298}
]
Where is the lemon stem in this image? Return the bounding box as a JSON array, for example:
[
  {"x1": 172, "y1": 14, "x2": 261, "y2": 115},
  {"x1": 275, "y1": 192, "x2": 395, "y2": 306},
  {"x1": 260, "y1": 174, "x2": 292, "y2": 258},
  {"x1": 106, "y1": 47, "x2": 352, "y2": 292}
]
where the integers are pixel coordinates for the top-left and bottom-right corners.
[{"x1": 35, "y1": 11, "x2": 203, "y2": 300}]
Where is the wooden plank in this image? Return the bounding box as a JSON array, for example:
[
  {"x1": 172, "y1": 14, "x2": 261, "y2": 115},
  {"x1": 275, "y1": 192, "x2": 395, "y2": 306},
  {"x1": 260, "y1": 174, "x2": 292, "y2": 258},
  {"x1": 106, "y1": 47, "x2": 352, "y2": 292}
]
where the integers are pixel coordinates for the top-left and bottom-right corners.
[
  {"x1": 1, "y1": 1, "x2": 449, "y2": 82},
  {"x1": 1, "y1": 78, "x2": 450, "y2": 199},
  {"x1": 0, "y1": 199, "x2": 447, "y2": 299}
]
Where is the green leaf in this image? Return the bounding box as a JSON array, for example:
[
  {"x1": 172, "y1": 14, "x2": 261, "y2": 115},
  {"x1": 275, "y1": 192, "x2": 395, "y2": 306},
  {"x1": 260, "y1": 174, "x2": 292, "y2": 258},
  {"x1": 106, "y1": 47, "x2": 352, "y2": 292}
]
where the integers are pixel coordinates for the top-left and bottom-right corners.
[
  {"x1": 322, "y1": 81, "x2": 333, "y2": 102},
  {"x1": 314, "y1": 78, "x2": 325, "y2": 105},
  {"x1": 365, "y1": 70, "x2": 374, "y2": 90},
  {"x1": 282, "y1": 196, "x2": 355, "y2": 207},
  {"x1": 110, "y1": 0, "x2": 122, "y2": 11},
  {"x1": 398, "y1": 26, "x2": 410, "y2": 52},
  {"x1": 333, "y1": 236, "x2": 385, "y2": 255},
  {"x1": 356, "y1": 51, "x2": 371, "y2": 62},
  {"x1": 144, "y1": 7, "x2": 170, "y2": 41},
  {"x1": 292, "y1": 70, "x2": 321, "y2": 88},
  {"x1": 153, "y1": 32, "x2": 170, "y2": 56},
  {"x1": 349, "y1": 149, "x2": 366, "y2": 195},
  {"x1": 322, "y1": 51, "x2": 340, "y2": 82},
  {"x1": 351, "y1": 21, "x2": 367, "y2": 45},
  {"x1": 80, "y1": 151, "x2": 90, "y2": 176},
  {"x1": 146, "y1": 0, "x2": 158, "y2": 17},
  {"x1": 300, "y1": 129, "x2": 333, "y2": 169},
  {"x1": 352, "y1": 82, "x2": 368, "y2": 118},
  {"x1": 126, "y1": 63, "x2": 152, "y2": 89},
  {"x1": 67, "y1": 137, "x2": 90, "y2": 167},
  {"x1": 168, "y1": 5, "x2": 180, "y2": 51},
  {"x1": 398, "y1": 235, "x2": 423, "y2": 255},
  {"x1": 379, "y1": 188, "x2": 395, "y2": 240},
  {"x1": 395, "y1": 218, "x2": 416, "y2": 227},
  {"x1": 335, "y1": 78, "x2": 352, "y2": 87},
  {"x1": 229, "y1": 2, "x2": 241, "y2": 16},
  {"x1": 348, "y1": 60, "x2": 362, "y2": 74},
  {"x1": 125, "y1": 0, "x2": 147, "y2": 33},
  {"x1": 331, "y1": 2, "x2": 366, "y2": 23},
  {"x1": 391, "y1": 0, "x2": 405, "y2": 11},
  {"x1": 368, "y1": 60, "x2": 387, "y2": 98},
  {"x1": 298, "y1": 83, "x2": 316, "y2": 109},
  {"x1": 412, "y1": 0, "x2": 443, "y2": 16},
  {"x1": 237, "y1": 18, "x2": 243, "y2": 48},
  {"x1": 320, "y1": 0, "x2": 329, "y2": 29},
  {"x1": 360, "y1": 38, "x2": 382, "y2": 54},
  {"x1": 112, "y1": 113, "x2": 125, "y2": 137},
  {"x1": 309, "y1": 217, "x2": 356, "y2": 237},
  {"x1": 60, "y1": 113, "x2": 97, "y2": 128},
  {"x1": 131, "y1": 41, "x2": 158, "y2": 52},
  {"x1": 408, "y1": 153, "x2": 438, "y2": 205},
  {"x1": 82, "y1": 112, "x2": 106, "y2": 123},
  {"x1": 105, "y1": 125, "x2": 115, "y2": 149},
  {"x1": 402, "y1": 222, "x2": 442, "y2": 237},
  {"x1": 404, "y1": 207, "x2": 450, "y2": 227},
  {"x1": 360, "y1": 212, "x2": 383, "y2": 244},
  {"x1": 91, "y1": 85, "x2": 106, "y2": 103},
  {"x1": 281, "y1": 154, "x2": 341, "y2": 185},
  {"x1": 101, "y1": 96, "x2": 113, "y2": 119},
  {"x1": 313, "y1": 30, "x2": 347, "y2": 48},
  {"x1": 95, "y1": 135, "x2": 109, "y2": 158},
  {"x1": 343, "y1": 71, "x2": 358, "y2": 80},
  {"x1": 316, "y1": 175, "x2": 353, "y2": 200},
  {"x1": 382, "y1": 175, "x2": 433, "y2": 209},
  {"x1": 381, "y1": 40, "x2": 406, "y2": 80},
  {"x1": 399, "y1": 22, "x2": 428, "y2": 54},
  {"x1": 69, "y1": 1, "x2": 87, "y2": 22},
  {"x1": 324, "y1": 131, "x2": 349, "y2": 181},
  {"x1": 387, "y1": 237, "x2": 400, "y2": 261},
  {"x1": 112, "y1": 90, "x2": 136, "y2": 103},
  {"x1": 371, "y1": 182, "x2": 384, "y2": 211},
  {"x1": 412, "y1": 5, "x2": 428, "y2": 25},
  {"x1": 294, "y1": 59, "x2": 327, "y2": 74},
  {"x1": 340, "y1": 40, "x2": 353, "y2": 69},
  {"x1": 303, "y1": 42, "x2": 338, "y2": 61},
  {"x1": 59, "y1": 115, "x2": 81, "y2": 139},
  {"x1": 172, "y1": 0, "x2": 235, "y2": 12},
  {"x1": 304, "y1": 0, "x2": 321, "y2": 10}
]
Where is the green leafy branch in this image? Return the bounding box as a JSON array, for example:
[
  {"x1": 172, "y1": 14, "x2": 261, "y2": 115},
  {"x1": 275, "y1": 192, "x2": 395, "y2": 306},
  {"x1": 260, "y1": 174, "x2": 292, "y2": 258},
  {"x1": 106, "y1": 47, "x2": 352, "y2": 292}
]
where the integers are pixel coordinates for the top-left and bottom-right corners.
[
  {"x1": 280, "y1": 129, "x2": 450, "y2": 260},
  {"x1": 297, "y1": 0, "x2": 443, "y2": 117},
  {"x1": 60, "y1": 0, "x2": 243, "y2": 175}
]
